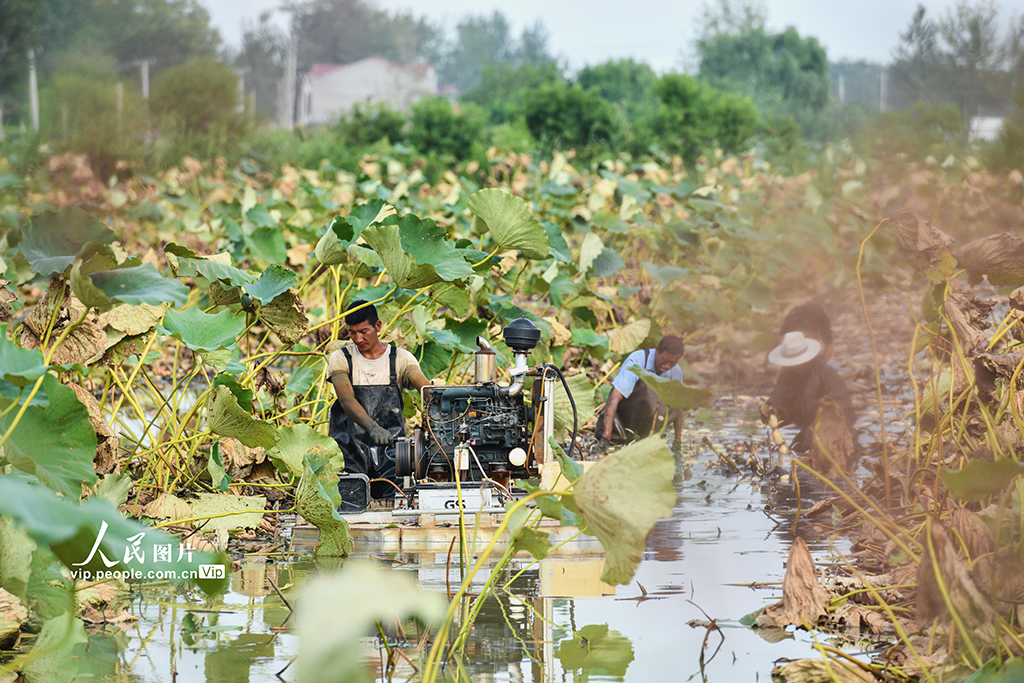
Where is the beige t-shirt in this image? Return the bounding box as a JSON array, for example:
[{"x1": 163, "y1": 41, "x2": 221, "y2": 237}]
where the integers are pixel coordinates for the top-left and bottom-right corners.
[{"x1": 327, "y1": 344, "x2": 422, "y2": 389}]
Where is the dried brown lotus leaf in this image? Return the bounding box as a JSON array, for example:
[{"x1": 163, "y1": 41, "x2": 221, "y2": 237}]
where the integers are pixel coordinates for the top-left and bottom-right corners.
[
  {"x1": 97, "y1": 302, "x2": 167, "y2": 336},
  {"x1": 142, "y1": 493, "x2": 192, "y2": 521}
]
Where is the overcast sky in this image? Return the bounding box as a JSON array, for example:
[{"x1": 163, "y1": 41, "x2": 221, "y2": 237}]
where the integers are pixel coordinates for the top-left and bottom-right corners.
[{"x1": 202, "y1": 0, "x2": 1024, "y2": 71}]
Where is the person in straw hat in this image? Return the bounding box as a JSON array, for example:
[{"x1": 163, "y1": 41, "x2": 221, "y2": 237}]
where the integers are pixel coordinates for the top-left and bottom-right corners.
[{"x1": 761, "y1": 328, "x2": 856, "y2": 454}]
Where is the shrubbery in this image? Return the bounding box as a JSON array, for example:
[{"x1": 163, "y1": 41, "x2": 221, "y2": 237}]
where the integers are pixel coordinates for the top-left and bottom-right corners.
[
  {"x1": 520, "y1": 82, "x2": 616, "y2": 153},
  {"x1": 408, "y1": 97, "x2": 485, "y2": 160},
  {"x1": 651, "y1": 74, "x2": 760, "y2": 162}
]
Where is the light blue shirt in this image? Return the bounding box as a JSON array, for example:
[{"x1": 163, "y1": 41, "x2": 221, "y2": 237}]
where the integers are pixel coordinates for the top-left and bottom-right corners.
[{"x1": 612, "y1": 349, "x2": 684, "y2": 399}]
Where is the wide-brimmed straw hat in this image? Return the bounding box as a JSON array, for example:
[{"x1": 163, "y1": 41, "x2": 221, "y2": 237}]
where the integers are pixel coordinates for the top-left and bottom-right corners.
[{"x1": 768, "y1": 331, "x2": 822, "y2": 367}]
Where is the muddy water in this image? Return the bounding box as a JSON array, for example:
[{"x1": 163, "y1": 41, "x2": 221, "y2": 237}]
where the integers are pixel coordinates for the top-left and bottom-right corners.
[{"x1": 113, "y1": 397, "x2": 896, "y2": 682}]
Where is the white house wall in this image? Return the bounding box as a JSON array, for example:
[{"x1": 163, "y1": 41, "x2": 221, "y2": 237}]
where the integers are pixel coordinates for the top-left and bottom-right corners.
[{"x1": 305, "y1": 58, "x2": 438, "y2": 126}]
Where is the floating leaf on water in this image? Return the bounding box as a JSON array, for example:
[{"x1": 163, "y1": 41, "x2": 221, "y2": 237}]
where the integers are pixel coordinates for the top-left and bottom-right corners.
[
  {"x1": 159, "y1": 307, "x2": 244, "y2": 352},
  {"x1": 21, "y1": 207, "x2": 117, "y2": 275},
  {"x1": 573, "y1": 436, "x2": 675, "y2": 584},
  {"x1": 629, "y1": 366, "x2": 713, "y2": 410},
  {"x1": 207, "y1": 385, "x2": 278, "y2": 449},
  {"x1": 23, "y1": 613, "x2": 88, "y2": 683},
  {"x1": 556, "y1": 624, "x2": 635, "y2": 678},
  {"x1": 468, "y1": 189, "x2": 550, "y2": 260},
  {"x1": 295, "y1": 560, "x2": 446, "y2": 682}
]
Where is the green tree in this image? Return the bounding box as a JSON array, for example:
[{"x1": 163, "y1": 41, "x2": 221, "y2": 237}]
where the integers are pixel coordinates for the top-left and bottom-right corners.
[
  {"x1": 462, "y1": 61, "x2": 564, "y2": 124},
  {"x1": 652, "y1": 73, "x2": 759, "y2": 161},
  {"x1": 338, "y1": 102, "x2": 407, "y2": 147},
  {"x1": 696, "y1": 1, "x2": 829, "y2": 136},
  {"x1": 939, "y1": 0, "x2": 1001, "y2": 117},
  {"x1": 292, "y1": 0, "x2": 441, "y2": 72},
  {"x1": 519, "y1": 82, "x2": 617, "y2": 152},
  {"x1": 0, "y1": 0, "x2": 39, "y2": 96},
  {"x1": 577, "y1": 59, "x2": 658, "y2": 118},
  {"x1": 235, "y1": 11, "x2": 286, "y2": 121},
  {"x1": 150, "y1": 57, "x2": 241, "y2": 135},
  {"x1": 408, "y1": 97, "x2": 484, "y2": 159}
]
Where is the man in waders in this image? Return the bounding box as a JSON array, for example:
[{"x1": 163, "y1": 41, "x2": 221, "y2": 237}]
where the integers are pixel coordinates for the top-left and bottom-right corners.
[
  {"x1": 328, "y1": 301, "x2": 430, "y2": 499},
  {"x1": 596, "y1": 335, "x2": 686, "y2": 452}
]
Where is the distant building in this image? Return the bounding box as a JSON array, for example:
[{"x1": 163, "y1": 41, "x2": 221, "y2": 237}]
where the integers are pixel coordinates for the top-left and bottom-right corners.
[
  {"x1": 969, "y1": 116, "x2": 1004, "y2": 143},
  {"x1": 297, "y1": 57, "x2": 437, "y2": 127}
]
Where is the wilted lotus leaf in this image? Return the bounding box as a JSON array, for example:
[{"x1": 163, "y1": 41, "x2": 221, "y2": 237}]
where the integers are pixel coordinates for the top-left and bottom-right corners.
[
  {"x1": 190, "y1": 493, "x2": 266, "y2": 531},
  {"x1": 0, "y1": 587, "x2": 27, "y2": 647},
  {"x1": 295, "y1": 446, "x2": 352, "y2": 557},
  {"x1": 758, "y1": 537, "x2": 830, "y2": 629},
  {"x1": 573, "y1": 436, "x2": 675, "y2": 584},
  {"x1": 295, "y1": 560, "x2": 445, "y2": 683},
  {"x1": 468, "y1": 188, "x2": 550, "y2": 260},
  {"x1": 258, "y1": 289, "x2": 308, "y2": 344},
  {"x1": 772, "y1": 657, "x2": 877, "y2": 683},
  {"x1": 67, "y1": 382, "x2": 118, "y2": 475},
  {"x1": 207, "y1": 385, "x2": 278, "y2": 449},
  {"x1": 267, "y1": 424, "x2": 344, "y2": 478},
  {"x1": 889, "y1": 210, "x2": 956, "y2": 273},
  {"x1": 552, "y1": 372, "x2": 598, "y2": 442},
  {"x1": 578, "y1": 232, "x2": 604, "y2": 273},
  {"x1": 953, "y1": 232, "x2": 1024, "y2": 286},
  {"x1": 630, "y1": 366, "x2": 712, "y2": 410},
  {"x1": 20, "y1": 278, "x2": 106, "y2": 365},
  {"x1": 609, "y1": 318, "x2": 651, "y2": 355},
  {"x1": 0, "y1": 280, "x2": 17, "y2": 321},
  {"x1": 142, "y1": 493, "x2": 191, "y2": 520},
  {"x1": 97, "y1": 302, "x2": 167, "y2": 336}
]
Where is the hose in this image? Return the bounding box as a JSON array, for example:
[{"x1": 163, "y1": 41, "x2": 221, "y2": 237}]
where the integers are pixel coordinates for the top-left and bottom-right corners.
[{"x1": 543, "y1": 363, "x2": 579, "y2": 459}]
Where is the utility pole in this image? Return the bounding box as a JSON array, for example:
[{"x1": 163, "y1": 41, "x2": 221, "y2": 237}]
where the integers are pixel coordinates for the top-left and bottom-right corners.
[
  {"x1": 880, "y1": 68, "x2": 887, "y2": 112},
  {"x1": 28, "y1": 49, "x2": 39, "y2": 132},
  {"x1": 280, "y1": 33, "x2": 297, "y2": 129},
  {"x1": 141, "y1": 60, "x2": 152, "y2": 99},
  {"x1": 838, "y1": 73, "x2": 845, "y2": 104}
]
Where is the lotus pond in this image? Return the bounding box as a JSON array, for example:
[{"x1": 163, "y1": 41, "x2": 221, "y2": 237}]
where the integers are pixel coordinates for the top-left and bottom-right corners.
[{"x1": 101, "y1": 399, "x2": 898, "y2": 683}]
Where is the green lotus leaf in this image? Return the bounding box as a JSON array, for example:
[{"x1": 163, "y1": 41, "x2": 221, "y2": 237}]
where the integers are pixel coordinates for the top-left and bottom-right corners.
[
  {"x1": 315, "y1": 200, "x2": 386, "y2": 266},
  {"x1": 243, "y1": 264, "x2": 297, "y2": 305},
  {"x1": 0, "y1": 323, "x2": 48, "y2": 387},
  {"x1": 609, "y1": 319, "x2": 651, "y2": 355},
  {"x1": 72, "y1": 263, "x2": 188, "y2": 311},
  {"x1": 207, "y1": 385, "x2": 278, "y2": 449},
  {"x1": 573, "y1": 435, "x2": 676, "y2": 584},
  {"x1": 295, "y1": 560, "x2": 446, "y2": 682},
  {"x1": 592, "y1": 247, "x2": 625, "y2": 277},
  {"x1": 511, "y1": 526, "x2": 551, "y2": 560},
  {"x1": 642, "y1": 262, "x2": 688, "y2": 287},
  {"x1": 571, "y1": 327, "x2": 607, "y2": 348},
  {"x1": 212, "y1": 373, "x2": 253, "y2": 412},
  {"x1": 468, "y1": 189, "x2": 550, "y2": 260},
  {"x1": 245, "y1": 203, "x2": 276, "y2": 228},
  {"x1": 165, "y1": 243, "x2": 255, "y2": 287},
  {"x1": 0, "y1": 375, "x2": 97, "y2": 496},
  {"x1": 21, "y1": 207, "x2": 116, "y2": 275},
  {"x1": 543, "y1": 221, "x2": 573, "y2": 262},
  {"x1": 158, "y1": 307, "x2": 244, "y2": 352},
  {"x1": 556, "y1": 624, "x2": 635, "y2": 677},
  {"x1": 431, "y1": 285, "x2": 471, "y2": 317},
  {"x1": 23, "y1": 614, "x2": 87, "y2": 683},
  {"x1": 361, "y1": 221, "x2": 443, "y2": 289},
  {"x1": 629, "y1": 366, "x2": 713, "y2": 410},
  {"x1": 94, "y1": 473, "x2": 133, "y2": 507},
  {"x1": 393, "y1": 214, "x2": 474, "y2": 282},
  {"x1": 942, "y1": 459, "x2": 1024, "y2": 501},
  {"x1": 267, "y1": 424, "x2": 344, "y2": 479},
  {"x1": 0, "y1": 473, "x2": 229, "y2": 595},
  {"x1": 245, "y1": 227, "x2": 288, "y2": 263}
]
